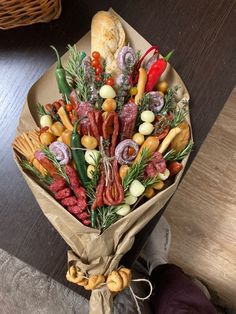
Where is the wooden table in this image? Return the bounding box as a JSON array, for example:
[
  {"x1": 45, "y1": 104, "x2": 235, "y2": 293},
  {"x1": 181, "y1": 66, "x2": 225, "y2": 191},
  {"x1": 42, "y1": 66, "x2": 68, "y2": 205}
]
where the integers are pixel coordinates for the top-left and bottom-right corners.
[{"x1": 1, "y1": 0, "x2": 235, "y2": 298}]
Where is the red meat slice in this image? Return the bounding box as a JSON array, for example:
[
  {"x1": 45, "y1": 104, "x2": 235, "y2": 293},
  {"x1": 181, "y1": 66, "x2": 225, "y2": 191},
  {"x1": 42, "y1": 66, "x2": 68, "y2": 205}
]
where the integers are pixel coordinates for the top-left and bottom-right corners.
[
  {"x1": 145, "y1": 152, "x2": 166, "y2": 177},
  {"x1": 67, "y1": 205, "x2": 84, "y2": 215},
  {"x1": 120, "y1": 102, "x2": 138, "y2": 140},
  {"x1": 49, "y1": 178, "x2": 67, "y2": 193},
  {"x1": 61, "y1": 196, "x2": 77, "y2": 207},
  {"x1": 54, "y1": 188, "x2": 72, "y2": 200}
]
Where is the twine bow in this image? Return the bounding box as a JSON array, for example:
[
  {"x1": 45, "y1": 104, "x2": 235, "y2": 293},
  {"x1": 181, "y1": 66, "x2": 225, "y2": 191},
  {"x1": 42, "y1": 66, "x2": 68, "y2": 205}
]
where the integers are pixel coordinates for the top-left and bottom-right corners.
[{"x1": 66, "y1": 265, "x2": 153, "y2": 314}]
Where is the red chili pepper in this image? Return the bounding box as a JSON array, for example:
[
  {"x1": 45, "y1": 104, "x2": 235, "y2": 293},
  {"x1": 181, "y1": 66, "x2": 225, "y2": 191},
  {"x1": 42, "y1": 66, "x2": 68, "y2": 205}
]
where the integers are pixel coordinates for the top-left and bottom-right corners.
[
  {"x1": 145, "y1": 50, "x2": 174, "y2": 92},
  {"x1": 168, "y1": 161, "x2": 183, "y2": 177},
  {"x1": 131, "y1": 46, "x2": 158, "y2": 84}
]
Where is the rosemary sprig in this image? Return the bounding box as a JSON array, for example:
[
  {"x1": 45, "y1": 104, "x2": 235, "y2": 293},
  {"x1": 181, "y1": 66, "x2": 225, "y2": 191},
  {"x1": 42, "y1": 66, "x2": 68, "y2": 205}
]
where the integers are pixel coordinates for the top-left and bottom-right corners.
[
  {"x1": 164, "y1": 140, "x2": 194, "y2": 161},
  {"x1": 142, "y1": 175, "x2": 160, "y2": 189},
  {"x1": 41, "y1": 146, "x2": 69, "y2": 183},
  {"x1": 66, "y1": 44, "x2": 85, "y2": 87},
  {"x1": 171, "y1": 107, "x2": 188, "y2": 128},
  {"x1": 122, "y1": 148, "x2": 151, "y2": 192},
  {"x1": 116, "y1": 96, "x2": 125, "y2": 115},
  {"x1": 76, "y1": 66, "x2": 91, "y2": 102},
  {"x1": 96, "y1": 205, "x2": 118, "y2": 231},
  {"x1": 86, "y1": 155, "x2": 101, "y2": 204},
  {"x1": 135, "y1": 93, "x2": 151, "y2": 128},
  {"x1": 21, "y1": 159, "x2": 53, "y2": 186},
  {"x1": 37, "y1": 103, "x2": 47, "y2": 117},
  {"x1": 161, "y1": 86, "x2": 179, "y2": 114}
]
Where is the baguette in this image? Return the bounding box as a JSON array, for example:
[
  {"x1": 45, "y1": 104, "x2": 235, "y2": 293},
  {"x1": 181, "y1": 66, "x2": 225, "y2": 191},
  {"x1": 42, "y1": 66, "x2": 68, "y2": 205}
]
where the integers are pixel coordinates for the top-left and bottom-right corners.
[{"x1": 91, "y1": 11, "x2": 125, "y2": 77}]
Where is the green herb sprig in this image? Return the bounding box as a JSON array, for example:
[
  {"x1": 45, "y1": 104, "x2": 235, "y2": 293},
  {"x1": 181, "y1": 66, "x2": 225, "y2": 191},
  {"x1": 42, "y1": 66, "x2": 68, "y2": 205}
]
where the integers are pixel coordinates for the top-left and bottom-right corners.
[
  {"x1": 86, "y1": 155, "x2": 101, "y2": 204},
  {"x1": 161, "y1": 86, "x2": 179, "y2": 114},
  {"x1": 66, "y1": 45, "x2": 86, "y2": 87},
  {"x1": 41, "y1": 146, "x2": 69, "y2": 183},
  {"x1": 135, "y1": 93, "x2": 151, "y2": 128},
  {"x1": 21, "y1": 159, "x2": 53, "y2": 186},
  {"x1": 96, "y1": 205, "x2": 118, "y2": 231},
  {"x1": 164, "y1": 141, "x2": 193, "y2": 162},
  {"x1": 171, "y1": 107, "x2": 188, "y2": 128},
  {"x1": 76, "y1": 66, "x2": 92, "y2": 102},
  {"x1": 142, "y1": 175, "x2": 160, "y2": 189},
  {"x1": 37, "y1": 103, "x2": 47, "y2": 117},
  {"x1": 122, "y1": 148, "x2": 151, "y2": 192}
]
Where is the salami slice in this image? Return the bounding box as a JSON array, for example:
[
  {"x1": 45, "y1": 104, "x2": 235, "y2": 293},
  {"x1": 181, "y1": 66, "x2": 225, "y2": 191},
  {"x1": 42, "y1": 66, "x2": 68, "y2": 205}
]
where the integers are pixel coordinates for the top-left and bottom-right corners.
[
  {"x1": 77, "y1": 102, "x2": 94, "y2": 135},
  {"x1": 120, "y1": 102, "x2": 138, "y2": 140}
]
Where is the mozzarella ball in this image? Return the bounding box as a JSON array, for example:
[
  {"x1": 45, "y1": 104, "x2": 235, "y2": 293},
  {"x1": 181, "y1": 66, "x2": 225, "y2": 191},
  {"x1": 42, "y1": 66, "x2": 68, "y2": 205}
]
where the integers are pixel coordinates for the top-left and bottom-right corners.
[
  {"x1": 40, "y1": 115, "x2": 52, "y2": 128},
  {"x1": 139, "y1": 122, "x2": 154, "y2": 135},
  {"x1": 125, "y1": 194, "x2": 138, "y2": 205},
  {"x1": 99, "y1": 85, "x2": 116, "y2": 99},
  {"x1": 141, "y1": 110, "x2": 155, "y2": 123},
  {"x1": 116, "y1": 204, "x2": 131, "y2": 216},
  {"x1": 87, "y1": 165, "x2": 96, "y2": 179},
  {"x1": 132, "y1": 133, "x2": 145, "y2": 146},
  {"x1": 85, "y1": 150, "x2": 100, "y2": 166},
  {"x1": 158, "y1": 168, "x2": 170, "y2": 181},
  {"x1": 129, "y1": 180, "x2": 145, "y2": 197}
]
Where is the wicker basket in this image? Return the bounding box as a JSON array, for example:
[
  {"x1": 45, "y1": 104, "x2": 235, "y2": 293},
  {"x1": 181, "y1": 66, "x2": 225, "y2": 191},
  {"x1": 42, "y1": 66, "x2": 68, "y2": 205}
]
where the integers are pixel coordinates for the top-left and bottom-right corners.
[{"x1": 0, "y1": 0, "x2": 61, "y2": 30}]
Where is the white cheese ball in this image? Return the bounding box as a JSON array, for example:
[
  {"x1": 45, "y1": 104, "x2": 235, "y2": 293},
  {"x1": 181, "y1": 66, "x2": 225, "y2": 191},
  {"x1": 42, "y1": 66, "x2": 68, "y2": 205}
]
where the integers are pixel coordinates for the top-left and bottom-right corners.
[
  {"x1": 87, "y1": 165, "x2": 95, "y2": 179},
  {"x1": 141, "y1": 110, "x2": 155, "y2": 123},
  {"x1": 125, "y1": 194, "x2": 138, "y2": 205},
  {"x1": 139, "y1": 122, "x2": 154, "y2": 135},
  {"x1": 158, "y1": 168, "x2": 170, "y2": 181},
  {"x1": 85, "y1": 150, "x2": 100, "y2": 166},
  {"x1": 129, "y1": 180, "x2": 145, "y2": 197},
  {"x1": 99, "y1": 85, "x2": 116, "y2": 99},
  {"x1": 40, "y1": 114, "x2": 52, "y2": 128},
  {"x1": 116, "y1": 204, "x2": 131, "y2": 216}
]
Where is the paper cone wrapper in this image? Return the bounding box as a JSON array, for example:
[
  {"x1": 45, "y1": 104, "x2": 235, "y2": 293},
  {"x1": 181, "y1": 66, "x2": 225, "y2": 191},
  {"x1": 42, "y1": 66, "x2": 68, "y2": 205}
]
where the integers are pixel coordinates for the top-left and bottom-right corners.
[{"x1": 13, "y1": 9, "x2": 191, "y2": 314}]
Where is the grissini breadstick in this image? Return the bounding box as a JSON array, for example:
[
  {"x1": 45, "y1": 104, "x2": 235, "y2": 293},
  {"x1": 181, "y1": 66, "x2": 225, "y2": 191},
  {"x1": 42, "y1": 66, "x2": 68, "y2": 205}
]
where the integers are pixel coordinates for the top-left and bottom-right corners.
[
  {"x1": 158, "y1": 127, "x2": 181, "y2": 154},
  {"x1": 135, "y1": 68, "x2": 147, "y2": 105}
]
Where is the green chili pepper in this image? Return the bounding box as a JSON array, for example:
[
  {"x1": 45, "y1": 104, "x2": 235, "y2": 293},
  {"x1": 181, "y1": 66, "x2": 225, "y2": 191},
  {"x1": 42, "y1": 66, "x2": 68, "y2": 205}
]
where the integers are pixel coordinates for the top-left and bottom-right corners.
[
  {"x1": 50, "y1": 45, "x2": 72, "y2": 102},
  {"x1": 71, "y1": 119, "x2": 89, "y2": 188}
]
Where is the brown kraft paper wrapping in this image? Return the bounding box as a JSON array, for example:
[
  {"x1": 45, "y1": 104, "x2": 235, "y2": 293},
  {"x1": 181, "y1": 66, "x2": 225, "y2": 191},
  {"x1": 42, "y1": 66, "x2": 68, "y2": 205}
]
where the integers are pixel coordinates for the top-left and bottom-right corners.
[{"x1": 13, "y1": 9, "x2": 191, "y2": 314}]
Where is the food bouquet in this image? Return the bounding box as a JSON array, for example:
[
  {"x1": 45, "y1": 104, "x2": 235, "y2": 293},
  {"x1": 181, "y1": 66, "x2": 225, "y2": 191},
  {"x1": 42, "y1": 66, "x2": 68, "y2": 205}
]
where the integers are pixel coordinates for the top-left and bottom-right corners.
[{"x1": 13, "y1": 10, "x2": 193, "y2": 314}]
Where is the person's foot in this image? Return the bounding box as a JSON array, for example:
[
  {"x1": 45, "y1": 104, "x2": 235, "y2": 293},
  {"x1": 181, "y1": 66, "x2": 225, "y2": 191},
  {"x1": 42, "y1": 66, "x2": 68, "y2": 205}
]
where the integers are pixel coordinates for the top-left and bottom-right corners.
[{"x1": 140, "y1": 216, "x2": 171, "y2": 275}]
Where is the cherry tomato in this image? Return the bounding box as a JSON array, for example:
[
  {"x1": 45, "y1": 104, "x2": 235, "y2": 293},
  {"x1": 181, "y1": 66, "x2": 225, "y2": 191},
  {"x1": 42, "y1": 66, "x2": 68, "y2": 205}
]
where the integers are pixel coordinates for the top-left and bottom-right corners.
[
  {"x1": 95, "y1": 75, "x2": 102, "y2": 82},
  {"x1": 92, "y1": 59, "x2": 100, "y2": 67},
  {"x1": 95, "y1": 65, "x2": 102, "y2": 75},
  {"x1": 168, "y1": 161, "x2": 183, "y2": 177},
  {"x1": 106, "y1": 78, "x2": 115, "y2": 86},
  {"x1": 65, "y1": 103, "x2": 73, "y2": 112},
  {"x1": 92, "y1": 51, "x2": 100, "y2": 59}
]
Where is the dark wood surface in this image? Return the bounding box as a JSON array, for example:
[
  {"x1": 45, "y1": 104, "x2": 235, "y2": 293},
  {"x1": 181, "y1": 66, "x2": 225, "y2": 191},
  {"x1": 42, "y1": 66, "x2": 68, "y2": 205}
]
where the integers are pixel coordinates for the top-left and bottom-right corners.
[{"x1": 1, "y1": 0, "x2": 235, "y2": 298}]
